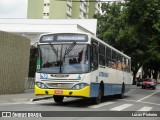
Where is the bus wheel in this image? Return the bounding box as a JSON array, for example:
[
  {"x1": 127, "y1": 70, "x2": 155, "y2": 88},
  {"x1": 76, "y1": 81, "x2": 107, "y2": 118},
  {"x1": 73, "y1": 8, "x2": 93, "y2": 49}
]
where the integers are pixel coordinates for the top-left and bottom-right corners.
[
  {"x1": 94, "y1": 86, "x2": 102, "y2": 104},
  {"x1": 53, "y1": 95, "x2": 64, "y2": 103},
  {"x1": 118, "y1": 84, "x2": 125, "y2": 99}
]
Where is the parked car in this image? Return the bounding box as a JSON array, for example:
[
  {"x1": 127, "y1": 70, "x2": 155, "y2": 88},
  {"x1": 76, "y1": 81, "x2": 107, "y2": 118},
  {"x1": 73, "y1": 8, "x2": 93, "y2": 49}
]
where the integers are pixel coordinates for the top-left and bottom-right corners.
[
  {"x1": 136, "y1": 79, "x2": 143, "y2": 87},
  {"x1": 142, "y1": 78, "x2": 157, "y2": 89}
]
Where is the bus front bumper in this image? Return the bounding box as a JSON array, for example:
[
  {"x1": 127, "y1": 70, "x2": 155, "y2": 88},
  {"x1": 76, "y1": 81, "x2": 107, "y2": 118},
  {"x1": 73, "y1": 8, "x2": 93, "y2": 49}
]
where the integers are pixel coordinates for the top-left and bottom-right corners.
[{"x1": 35, "y1": 85, "x2": 90, "y2": 98}]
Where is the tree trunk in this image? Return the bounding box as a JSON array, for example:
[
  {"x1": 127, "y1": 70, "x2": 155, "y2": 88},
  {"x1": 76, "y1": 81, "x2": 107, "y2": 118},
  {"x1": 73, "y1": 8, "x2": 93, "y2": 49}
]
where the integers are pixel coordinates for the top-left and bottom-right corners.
[
  {"x1": 152, "y1": 70, "x2": 158, "y2": 80},
  {"x1": 132, "y1": 71, "x2": 137, "y2": 85}
]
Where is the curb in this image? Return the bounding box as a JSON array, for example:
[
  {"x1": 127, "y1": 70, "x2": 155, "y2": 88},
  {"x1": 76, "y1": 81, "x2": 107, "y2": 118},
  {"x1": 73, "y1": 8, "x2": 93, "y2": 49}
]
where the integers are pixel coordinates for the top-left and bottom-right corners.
[{"x1": 30, "y1": 96, "x2": 53, "y2": 102}]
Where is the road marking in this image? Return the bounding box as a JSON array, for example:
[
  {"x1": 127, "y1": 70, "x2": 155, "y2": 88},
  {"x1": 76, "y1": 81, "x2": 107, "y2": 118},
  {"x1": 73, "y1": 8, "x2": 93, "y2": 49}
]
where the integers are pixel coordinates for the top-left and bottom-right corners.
[
  {"x1": 122, "y1": 99, "x2": 160, "y2": 106},
  {"x1": 110, "y1": 104, "x2": 133, "y2": 111},
  {"x1": 138, "y1": 106, "x2": 152, "y2": 111},
  {"x1": 137, "y1": 91, "x2": 160, "y2": 102},
  {"x1": 89, "y1": 102, "x2": 114, "y2": 108},
  {"x1": 0, "y1": 102, "x2": 27, "y2": 106}
]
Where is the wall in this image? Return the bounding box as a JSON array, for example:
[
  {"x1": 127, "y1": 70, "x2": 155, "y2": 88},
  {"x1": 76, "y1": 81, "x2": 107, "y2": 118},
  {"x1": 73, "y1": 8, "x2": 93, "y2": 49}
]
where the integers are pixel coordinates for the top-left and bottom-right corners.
[
  {"x1": 88, "y1": 2, "x2": 96, "y2": 19},
  {"x1": 27, "y1": 0, "x2": 44, "y2": 19},
  {"x1": 49, "y1": 0, "x2": 67, "y2": 19},
  {"x1": 72, "y1": 2, "x2": 80, "y2": 18},
  {"x1": 0, "y1": 31, "x2": 30, "y2": 94}
]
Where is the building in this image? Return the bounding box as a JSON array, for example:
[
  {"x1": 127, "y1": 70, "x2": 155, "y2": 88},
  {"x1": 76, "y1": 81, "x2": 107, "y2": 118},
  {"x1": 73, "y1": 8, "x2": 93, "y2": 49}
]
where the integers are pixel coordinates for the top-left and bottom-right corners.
[
  {"x1": 27, "y1": 0, "x2": 101, "y2": 19},
  {"x1": 0, "y1": 19, "x2": 97, "y2": 44}
]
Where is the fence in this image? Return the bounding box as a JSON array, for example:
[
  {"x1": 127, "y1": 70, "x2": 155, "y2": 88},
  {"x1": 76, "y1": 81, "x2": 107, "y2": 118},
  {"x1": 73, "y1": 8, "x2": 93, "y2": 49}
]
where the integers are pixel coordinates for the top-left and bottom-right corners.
[{"x1": 25, "y1": 78, "x2": 35, "y2": 90}]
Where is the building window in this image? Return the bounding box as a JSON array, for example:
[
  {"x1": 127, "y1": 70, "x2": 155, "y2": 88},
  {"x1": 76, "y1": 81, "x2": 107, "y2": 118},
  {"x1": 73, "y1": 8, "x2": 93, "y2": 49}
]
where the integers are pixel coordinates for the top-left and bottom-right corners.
[
  {"x1": 44, "y1": 3, "x2": 50, "y2": 6},
  {"x1": 43, "y1": 13, "x2": 49, "y2": 16},
  {"x1": 66, "y1": 14, "x2": 71, "y2": 19},
  {"x1": 83, "y1": 12, "x2": 86, "y2": 18},
  {"x1": 67, "y1": 5, "x2": 71, "y2": 12}
]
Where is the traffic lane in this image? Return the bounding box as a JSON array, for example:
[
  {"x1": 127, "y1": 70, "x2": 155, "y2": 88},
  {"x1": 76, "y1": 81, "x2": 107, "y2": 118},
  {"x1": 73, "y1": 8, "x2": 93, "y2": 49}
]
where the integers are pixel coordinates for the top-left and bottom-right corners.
[
  {"x1": 0, "y1": 93, "x2": 127, "y2": 111},
  {"x1": 0, "y1": 96, "x2": 123, "y2": 111},
  {"x1": 124, "y1": 85, "x2": 160, "y2": 101},
  {"x1": 0, "y1": 86, "x2": 159, "y2": 111},
  {"x1": 0, "y1": 98, "x2": 97, "y2": 111},
  {"x1": 138, "y1": 90, "x2": 160, "y2": 104}
]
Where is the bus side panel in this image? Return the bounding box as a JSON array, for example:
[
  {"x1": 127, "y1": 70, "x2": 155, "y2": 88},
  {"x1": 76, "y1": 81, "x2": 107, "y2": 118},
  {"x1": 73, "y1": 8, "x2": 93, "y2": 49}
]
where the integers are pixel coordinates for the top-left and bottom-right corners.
[
  {"x1": 124, "y1": 72, "x2": 132, "y2": 93},
  {"x1": 89, "y1": 68, "x2": 132, "y2": 97},
  {"x1": 125, "y1": 84, "x2": 131, "y2": 93},
  {"x1": 103, "y1": 68, "x2": 118, "y2": 96},
  {"x1": 116, "y1": 71, "x2": 132, "y2": 94},
  {"x1": 90, "y1": 68, "x2": 99, "y2": 97},
  {"x1": 103, "y1": 83, "x2": 117, "y2": 96},
  {"x1": 116, "y1": 70, "x2": 124, "y2": 94},
  {"x1": 90, "y1": 83, "x2": 99, "y2": 97}
]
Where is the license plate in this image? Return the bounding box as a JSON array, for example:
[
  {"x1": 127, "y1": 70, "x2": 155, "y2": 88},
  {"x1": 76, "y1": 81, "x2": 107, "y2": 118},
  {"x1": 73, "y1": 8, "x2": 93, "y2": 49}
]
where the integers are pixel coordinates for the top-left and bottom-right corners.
[{"x1": 54, "y1": 90, "x2": 63, "y2": 95}]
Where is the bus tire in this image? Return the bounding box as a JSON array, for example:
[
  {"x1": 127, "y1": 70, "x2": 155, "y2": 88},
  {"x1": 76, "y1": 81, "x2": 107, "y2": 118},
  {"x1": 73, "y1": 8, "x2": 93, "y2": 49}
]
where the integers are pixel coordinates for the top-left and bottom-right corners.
[
  {"x1": 53, "y1": 95, "x2": 64, "y2": 103},
  {"x1": 118, "y1": 84, "x2": 125, "y2": 99}
]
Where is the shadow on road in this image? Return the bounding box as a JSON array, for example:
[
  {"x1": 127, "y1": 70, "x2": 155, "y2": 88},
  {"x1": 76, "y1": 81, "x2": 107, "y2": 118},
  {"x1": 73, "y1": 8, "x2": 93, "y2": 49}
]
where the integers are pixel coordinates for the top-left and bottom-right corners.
[{"x1": 36, "y1": 95, "x2": 129, "y2": 108}]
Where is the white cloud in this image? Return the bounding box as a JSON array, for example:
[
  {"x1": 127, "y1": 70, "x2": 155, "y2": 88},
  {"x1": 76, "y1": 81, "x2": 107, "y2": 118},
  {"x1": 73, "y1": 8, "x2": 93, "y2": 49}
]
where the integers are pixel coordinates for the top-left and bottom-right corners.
[{"x1": 0, "y1": 0, "x2": 28, "y2": 18}]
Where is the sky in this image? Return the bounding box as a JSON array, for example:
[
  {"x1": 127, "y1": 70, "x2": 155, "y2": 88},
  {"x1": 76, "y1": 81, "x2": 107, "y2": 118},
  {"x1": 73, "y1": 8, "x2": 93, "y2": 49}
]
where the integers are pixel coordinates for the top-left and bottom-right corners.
[
  {"x1": 0, "y1": 0, "x2": 28, "y2": 18},
  {"x1": 0, "y1": 0, "x2": 123, "y2": 19}
]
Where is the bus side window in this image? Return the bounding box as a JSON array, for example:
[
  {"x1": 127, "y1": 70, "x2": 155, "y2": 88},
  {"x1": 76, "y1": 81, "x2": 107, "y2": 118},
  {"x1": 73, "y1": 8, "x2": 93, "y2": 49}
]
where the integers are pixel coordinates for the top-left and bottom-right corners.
[
  {"x1": 126, "y1": 58, "x2": 130, "y2": 72},
  {"x1": 106, "y1": 47, "x2": 112, "y2": 68},
  {"x1": 112, "y1": 51, "x2": 117, "y2": 69},
  {"x1": 122, "y1": 57, "x2": 126, "y2": 71},
  {"x1": 99, "y1": 44, "x2": 105, "y2": 66},
  {"x1": 91, "y1": 42, "x2": 98, "y2": 70},
  {"x1": 117, "y1": 54, "x2": 122, "y2": 70}
]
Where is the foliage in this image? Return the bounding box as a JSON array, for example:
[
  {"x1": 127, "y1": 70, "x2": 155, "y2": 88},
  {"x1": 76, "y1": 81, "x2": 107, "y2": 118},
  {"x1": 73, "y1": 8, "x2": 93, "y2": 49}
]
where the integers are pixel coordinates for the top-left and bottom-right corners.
[
  {"x1": 124, "y1": 0, "x2": 160, "y2": 79},
  {"x1": 94, "y1": 0, "x2": 160, "y2": 82}
]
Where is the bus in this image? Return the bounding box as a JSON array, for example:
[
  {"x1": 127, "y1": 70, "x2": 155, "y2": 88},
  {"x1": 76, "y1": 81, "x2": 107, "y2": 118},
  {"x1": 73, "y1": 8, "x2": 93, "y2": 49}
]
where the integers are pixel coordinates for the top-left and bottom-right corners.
[{"x1": 35, "y1": 32, "x2": 132, "y2": 104}]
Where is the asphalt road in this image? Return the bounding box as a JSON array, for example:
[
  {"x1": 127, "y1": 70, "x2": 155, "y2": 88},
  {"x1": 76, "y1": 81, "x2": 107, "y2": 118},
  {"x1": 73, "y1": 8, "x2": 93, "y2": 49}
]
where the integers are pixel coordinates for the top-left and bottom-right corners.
[{"x1": 0, "y1": 85, "x2": 160, "y2": 120}]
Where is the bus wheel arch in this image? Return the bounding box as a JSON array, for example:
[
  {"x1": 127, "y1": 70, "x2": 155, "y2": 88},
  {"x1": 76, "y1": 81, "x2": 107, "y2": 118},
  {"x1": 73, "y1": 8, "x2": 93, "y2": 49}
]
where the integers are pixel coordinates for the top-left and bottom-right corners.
[
  {"x1": 94, "y1": 81, "x2": 104, "y2": 104},
  {"x1": 100, "y1": 81, "x2": 104, "y2": 97},
  {"x1": 118, "y1": 82, "x2": 125, "y2": 99}
]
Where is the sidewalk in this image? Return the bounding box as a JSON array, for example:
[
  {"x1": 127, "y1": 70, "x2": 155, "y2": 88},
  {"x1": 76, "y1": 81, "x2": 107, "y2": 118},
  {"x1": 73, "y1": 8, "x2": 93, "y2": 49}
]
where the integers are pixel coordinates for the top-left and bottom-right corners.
[{"x1": 0, "y1": 89, "x2": 52, "y2": 104}]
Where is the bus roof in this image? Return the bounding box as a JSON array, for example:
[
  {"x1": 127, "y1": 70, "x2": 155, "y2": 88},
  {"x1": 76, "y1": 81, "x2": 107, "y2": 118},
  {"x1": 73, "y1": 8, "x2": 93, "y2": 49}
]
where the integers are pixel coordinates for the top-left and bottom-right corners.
[{"x1": 39, "y1": 32, "x2": 131, "y2": 59}]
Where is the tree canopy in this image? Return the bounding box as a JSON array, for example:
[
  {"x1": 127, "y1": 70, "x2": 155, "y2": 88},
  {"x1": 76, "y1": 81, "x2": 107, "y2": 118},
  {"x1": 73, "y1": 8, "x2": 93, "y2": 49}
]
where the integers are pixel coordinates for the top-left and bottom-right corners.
[{"x1": 94, "y1": 0, "x2": 160, "y2": 83}]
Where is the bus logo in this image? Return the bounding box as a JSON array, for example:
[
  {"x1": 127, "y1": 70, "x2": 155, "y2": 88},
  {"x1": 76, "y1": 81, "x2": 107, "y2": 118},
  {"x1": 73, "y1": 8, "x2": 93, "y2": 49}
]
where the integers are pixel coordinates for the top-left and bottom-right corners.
[
  {"x1": 78, "y1": 74, "x2": 81, "y2": 80},
  {"x1": 99, "y1": 72, "x2": 109, "y2": 77},
  {"x1": 40, "y1": 74, "x2": 48, "y2": 79}
]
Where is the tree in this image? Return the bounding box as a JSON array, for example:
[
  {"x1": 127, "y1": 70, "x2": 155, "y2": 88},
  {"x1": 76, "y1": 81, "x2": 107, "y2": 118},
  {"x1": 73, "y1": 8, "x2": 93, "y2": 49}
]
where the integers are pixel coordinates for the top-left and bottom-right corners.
[
  {"x1": 95, "y1": 2, "x2": 125, "y2": 50},
  {"x1": 94, "y1": 0, "x2": 160, "y2": 83},
  {"x1": 124, "y1": 0, "x2": 160, "y2": 80},
  {"x1": 94, "y1": 2, "x2": 144, "y2": 84}
]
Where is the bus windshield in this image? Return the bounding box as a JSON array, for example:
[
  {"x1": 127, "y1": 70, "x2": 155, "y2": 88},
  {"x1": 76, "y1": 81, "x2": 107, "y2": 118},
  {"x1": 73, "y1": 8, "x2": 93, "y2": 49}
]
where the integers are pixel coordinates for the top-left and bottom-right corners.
[{"x1": 39, "y1": 44, "x2": 90, "y2": 74}]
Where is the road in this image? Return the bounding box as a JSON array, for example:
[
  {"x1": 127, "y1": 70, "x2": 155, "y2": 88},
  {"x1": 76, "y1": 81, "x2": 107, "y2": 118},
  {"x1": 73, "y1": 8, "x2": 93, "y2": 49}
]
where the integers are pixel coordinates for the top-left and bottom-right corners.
[{"x1": 0, "y1": 85, "x2": 160, "y2": 119}]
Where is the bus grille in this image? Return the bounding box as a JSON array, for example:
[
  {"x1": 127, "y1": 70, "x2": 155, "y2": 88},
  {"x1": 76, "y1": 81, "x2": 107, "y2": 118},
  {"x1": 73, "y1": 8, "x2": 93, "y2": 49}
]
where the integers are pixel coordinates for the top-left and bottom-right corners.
[{"x1": 46, "y1": 83, "x2": 73, "y2": 89}]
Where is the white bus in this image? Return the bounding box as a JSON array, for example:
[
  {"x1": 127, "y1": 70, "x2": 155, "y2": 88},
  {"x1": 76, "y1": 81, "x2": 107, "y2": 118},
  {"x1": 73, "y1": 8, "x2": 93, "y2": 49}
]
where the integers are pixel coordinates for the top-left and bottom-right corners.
[{"x1": 35, "y1": 32, "x2": 132, "y2": 104}]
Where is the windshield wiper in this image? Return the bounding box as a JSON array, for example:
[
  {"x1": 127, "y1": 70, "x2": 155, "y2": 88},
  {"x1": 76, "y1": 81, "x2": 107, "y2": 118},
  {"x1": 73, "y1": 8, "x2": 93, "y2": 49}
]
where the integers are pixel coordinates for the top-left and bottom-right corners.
[
  {"x1": 65, "y1": 42, "x2": 76, "y2": 55},
  {"x1": 49, "y1": 44, "x2": 58, "y2": 57},
  {"x1": 63, "y1": 42, "x2": 76, "y2": 62}
]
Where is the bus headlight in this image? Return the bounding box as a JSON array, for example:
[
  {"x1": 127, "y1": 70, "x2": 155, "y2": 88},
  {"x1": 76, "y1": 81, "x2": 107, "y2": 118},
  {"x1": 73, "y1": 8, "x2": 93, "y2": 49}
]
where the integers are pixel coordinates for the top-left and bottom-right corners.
[
  {"x1": 71, "y1": 83, "x2": 88, "y2": 90},
  {"x1": 36, "y1": 82, "x2": 48, "y2": 89}
]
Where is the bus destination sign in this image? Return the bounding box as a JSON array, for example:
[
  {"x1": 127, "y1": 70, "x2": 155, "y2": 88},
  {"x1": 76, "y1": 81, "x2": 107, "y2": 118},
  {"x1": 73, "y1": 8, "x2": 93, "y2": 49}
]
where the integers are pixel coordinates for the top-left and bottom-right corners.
[
  {"x1": 40, "y1": 33, "x2": 88, "y2": 42},
  {"x1": 57, "y1": 35, "x2": 86, "y2": 41}
]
